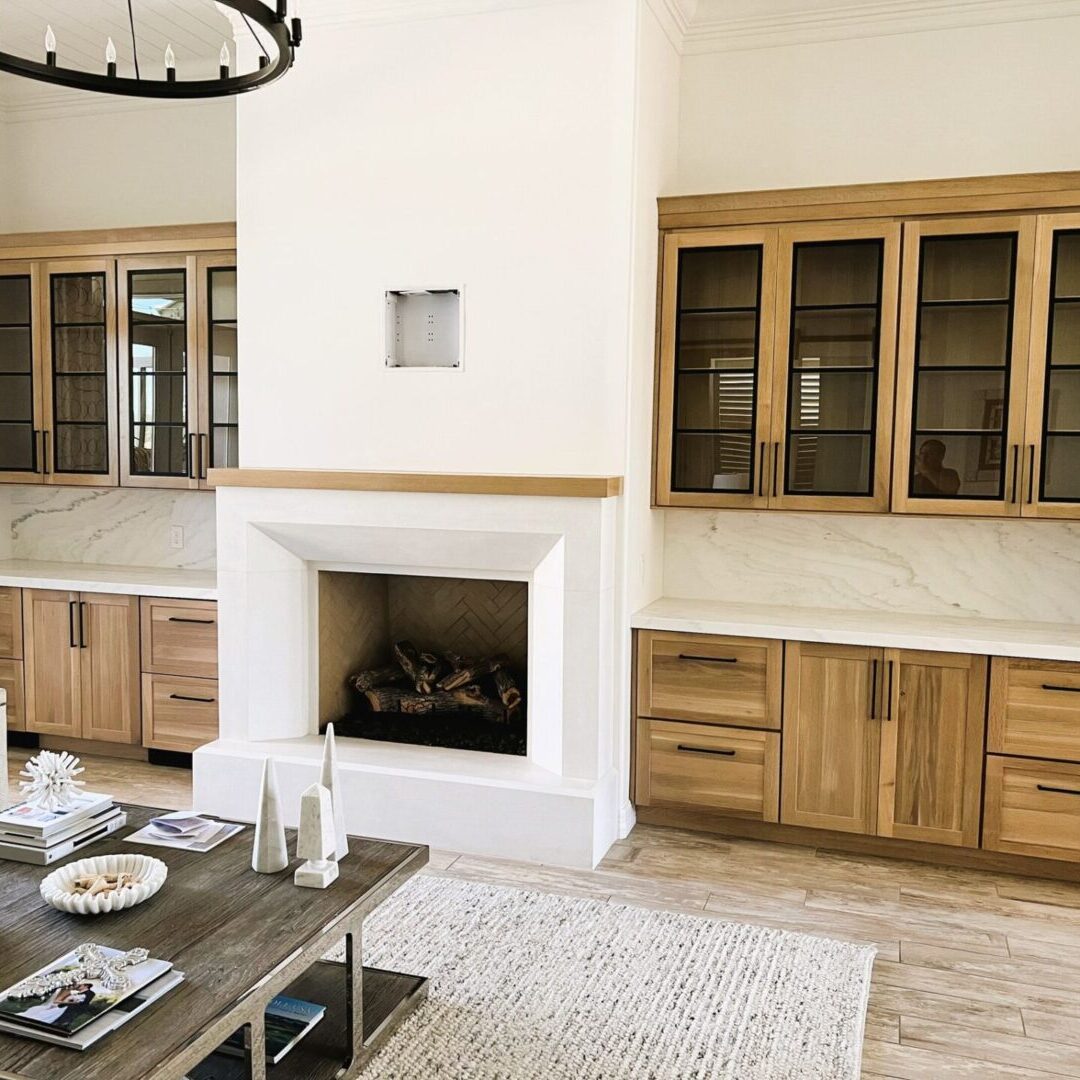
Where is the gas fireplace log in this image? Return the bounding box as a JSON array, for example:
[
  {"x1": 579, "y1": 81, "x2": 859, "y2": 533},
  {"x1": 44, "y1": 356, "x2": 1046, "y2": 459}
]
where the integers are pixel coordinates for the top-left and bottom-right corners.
[
  {"x1": 451, "y1": 684, "x2": 491, "y2": 708},
  {"x1": 438, "y1": 654, "x2": 509, "y2": 692},
  {"x1": 364, "y1": 687, "x2": 410, "y2": 711},
  {"x1": 349, "y1": 664, "x2": 409, "y2": 693},
  {"x1": 492, "y1": 668, "x2": 522, "y2": 712},
  {"x1": 364, "y1": 685, "x2": 507, "y2": 724},
  {"x1": 393, "y1": 640, "x2": 439, "y2": 694},
  {"x1": 415, "y1": 651, "x2": 444, "y2": 695}
]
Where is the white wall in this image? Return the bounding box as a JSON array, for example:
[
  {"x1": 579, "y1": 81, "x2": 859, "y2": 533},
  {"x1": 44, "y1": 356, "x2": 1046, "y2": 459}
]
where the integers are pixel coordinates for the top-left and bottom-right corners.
[
  {"x1": 677, "y1": 17, "x2": 1080, "y2": 192},
  {"x1": 237, "y1": 0, "x2": 638, "y2": 475},
  {"x1": 2, "y1": 101, "x2": 236, "y2": 231}
]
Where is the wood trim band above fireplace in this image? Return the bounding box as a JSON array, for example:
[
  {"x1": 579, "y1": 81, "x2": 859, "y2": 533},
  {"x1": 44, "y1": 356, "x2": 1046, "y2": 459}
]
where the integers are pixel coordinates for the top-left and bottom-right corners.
[{"x1": 207, "y1": 468, "x2": 624, "y2": 498}]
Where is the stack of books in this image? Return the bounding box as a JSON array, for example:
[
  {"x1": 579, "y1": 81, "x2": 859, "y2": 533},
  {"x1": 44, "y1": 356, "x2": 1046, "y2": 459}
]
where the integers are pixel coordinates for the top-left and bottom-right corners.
[
  {"x1": 0, "y1": 793, "x2": 125, "y2": 865},
  {"x1": 0, "y1": 945, "x2": 183, "y2": 1051}
]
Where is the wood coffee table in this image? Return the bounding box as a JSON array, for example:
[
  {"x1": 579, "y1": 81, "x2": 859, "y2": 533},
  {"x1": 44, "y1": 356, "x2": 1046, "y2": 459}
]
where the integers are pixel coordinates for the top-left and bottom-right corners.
[{"x1": 0, "y1": 805, "x2": 429, "y2": 1080}]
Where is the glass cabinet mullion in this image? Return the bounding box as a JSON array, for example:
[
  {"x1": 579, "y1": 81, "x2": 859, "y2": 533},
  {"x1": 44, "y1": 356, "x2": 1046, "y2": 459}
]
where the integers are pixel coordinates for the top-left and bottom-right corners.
[
  {"x1": 0, "y1": 274, "x2": 38, "y2": 475},
  {"x1": 206, "y1": 265, "x2": 238, "y2": 471}
]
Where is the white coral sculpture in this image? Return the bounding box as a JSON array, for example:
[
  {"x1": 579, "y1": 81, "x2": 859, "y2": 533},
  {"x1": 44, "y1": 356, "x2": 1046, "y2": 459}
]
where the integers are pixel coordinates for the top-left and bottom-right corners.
[{"x1": 19, "y1": 750, "x2": 86, "y2": 811}]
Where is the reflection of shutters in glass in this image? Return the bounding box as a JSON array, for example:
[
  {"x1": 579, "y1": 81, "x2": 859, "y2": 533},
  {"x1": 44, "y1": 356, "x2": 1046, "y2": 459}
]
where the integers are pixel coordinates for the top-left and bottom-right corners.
[
  {"x1": 793, "y1": 372, "x2": 821, "y2": 489},
  {"x1": 714, "y1": 370, "x2": 755, "y2": 475}
]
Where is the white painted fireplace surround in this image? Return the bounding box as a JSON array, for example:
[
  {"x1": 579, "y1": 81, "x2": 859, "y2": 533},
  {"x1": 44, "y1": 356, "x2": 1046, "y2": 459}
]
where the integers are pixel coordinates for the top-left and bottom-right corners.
[{"x1": 193, "y1": 479, "x2": 624, "y2": 868}]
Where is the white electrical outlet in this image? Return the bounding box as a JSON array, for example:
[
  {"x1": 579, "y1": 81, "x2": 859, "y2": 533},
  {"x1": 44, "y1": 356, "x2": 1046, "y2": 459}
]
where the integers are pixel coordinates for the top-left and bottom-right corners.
[{"x1": 170, "y1": 525, "x2": 185, "y2": 550}]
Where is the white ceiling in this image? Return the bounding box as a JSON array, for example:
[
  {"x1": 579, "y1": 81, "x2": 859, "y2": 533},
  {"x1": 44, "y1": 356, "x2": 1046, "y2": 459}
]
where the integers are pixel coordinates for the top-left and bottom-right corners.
[{"x1": 0, "y1": 0, "x2": 242, "y2": 106}]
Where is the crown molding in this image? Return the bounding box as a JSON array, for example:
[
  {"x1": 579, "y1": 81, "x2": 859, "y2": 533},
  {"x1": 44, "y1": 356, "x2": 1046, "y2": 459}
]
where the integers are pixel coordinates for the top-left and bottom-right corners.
[
  {"x1": 0, "y1": 87, "x2": 233, "y2": 125},
  {"x1": 683, "y1": 0, "x2": 1080, "y2": 54},
  {"x1": 643, "y1": 0, "x2": 697, "y2": 50},
  {"x1": 300, "y1": 0, "x2": 577, "y2": 28}
]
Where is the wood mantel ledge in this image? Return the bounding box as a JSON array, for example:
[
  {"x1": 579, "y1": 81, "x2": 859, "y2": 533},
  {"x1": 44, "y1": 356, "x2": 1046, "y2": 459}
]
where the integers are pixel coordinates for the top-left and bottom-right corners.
[{"x1": 207, "y1": 468, "x2": 623, "y2": 498}]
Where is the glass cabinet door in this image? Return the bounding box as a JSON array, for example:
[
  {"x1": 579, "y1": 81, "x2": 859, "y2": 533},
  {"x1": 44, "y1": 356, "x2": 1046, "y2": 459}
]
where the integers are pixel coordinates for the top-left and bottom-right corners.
[
  {"x1": 769, "y1": 223, "x2": 900, "y2": 511},
  {"x1": 196, "y1": 254, "x2": 238, "y2": 484},
  {"x1": 118, "y1": 257, "x2": 198, "y2": 488},
  {"x1": 42, "y1": 260, "x2": 118, "y2": 485},
  {"x1": 894, "y1": 217, "x2": 1035, "y2": 516},
  {"x1": 1024, "y1": 215, "x2": 1080, "y2": 517},
  {"x1": 656, "y1": 229, "x2": 776, "y2": 508},
  {"x1": 0, "y1": 264, "x2": 43, "y2": 482}
]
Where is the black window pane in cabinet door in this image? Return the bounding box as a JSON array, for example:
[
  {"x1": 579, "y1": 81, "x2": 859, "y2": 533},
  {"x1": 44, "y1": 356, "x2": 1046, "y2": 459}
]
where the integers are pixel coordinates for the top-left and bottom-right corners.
[
  {"x1": 211, "y1": 324, "x2": 237, "y2": 373},
  {"x1": 1047, "y1": 370, "x2": 1080, "y2": 432},
  {"x1": 790, "y1": 370, "x2": 874, "y2": 431},
  {"x1": 0, "y1": 375, "x2": 32, "y2": 423},
  {"x1": 131, "y1": 373, "x2": 187, "y2": 426},
  {"x1": 54, "y1": 375, "x2": 108, "y2": 424},
  {"x1": 1054, "y1": 233, "x2": 1080, "y2": 298},
  {"x1": 1043, "y1": 436, "x2": 1080, "y2": 501},
  {"x1": 0, "y1": 278, "x2": 30, "y2": 325},
  {"x1": 212, "y1": 375, "x2": 238, "y2": 425},
  {"x1": 1049, "y1": 304, "x2": 1080, "y2": 367},
  {"x1": 53, "y1": 326, "x2": 107, "y2": 374},
  {"x1": 915, "y1": 370, "x2": 1007, "y2": 432},
  {"x1": 673, "y1": 432, "x2": 753, "y2": 493},
  {"x1": 788, "y1": 434, "x2": 873, "y2": 496},
  {"x1": 918, "y1": 305, "x2": 1010, "y2": 367},
  {"x1": 791, "y1": 309, "x2": 879, "y2": 368},
  {"x1": 55, "y1": 423, "x2": 108, "y2": 474},
  {"x1": 677, "y1": 312, "x2": 758, "y2": 371},
  {"x1": 131, "y1": 271, "x2": 185, "y2": 324},
  {"x1": 132, "y1": 425, "x2": 188, "y2": 477},
  {"x1": 676, "y1": 372, "x2": 755, "y2": 431},
  {"x1": 910, "y1": 433, "x2": 1003, "y2": 500},
  {"x1": 132, "y1": 324, "x2": 186, "y2": 373},
  {"x1": 794, "y1": 242, "x2": 881, "y2": 307},
  {"x1": 920, "y1": 236, "x2": 1014, "y2": 302},
  {"x1": 0, "y1": 425, "x2": 34, "y2": 471},
  {"x1": 210, "y1": 270, "x2": 237, "y2": 321},
  {"x1": 213, "y1": 426, "x2": 239, "y2": 469},
  {"x1": 678, "y1": 248, "x2": 760, "y2": 311},
  {"x1": 52, "y1": 275, "x2": 105, "y2": 324},
  {"x1": 0, "y1": 328, "x2": 32, "y2": 374}
]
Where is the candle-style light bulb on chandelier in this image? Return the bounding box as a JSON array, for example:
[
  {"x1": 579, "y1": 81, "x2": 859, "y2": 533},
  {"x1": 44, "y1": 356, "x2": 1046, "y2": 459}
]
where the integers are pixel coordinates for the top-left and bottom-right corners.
[{"x1": 0, "y1": 1, "x2": 300, "y2": 99}]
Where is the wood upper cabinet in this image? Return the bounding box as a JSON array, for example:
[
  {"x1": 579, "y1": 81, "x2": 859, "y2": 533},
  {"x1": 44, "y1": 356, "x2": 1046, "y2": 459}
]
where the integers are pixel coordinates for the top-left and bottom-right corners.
[
  {"x1": 768, "y1": 222, "x2": 900, "y2": 512},
  {"x1": 656, "y1": 222, "x2": 901, "y2": 512},
  {"x1": 1022, "y1": 214, "x2": 1080, "y2": 516},
  {"x1": 877, "y1": 649, "x2": 986, "y2": 848},
  {"x1": 656, "y1": 228, "x2": 778, "y2": 508},
  {"x1": 782, "y1": 642, "x2": 985, "y2": 846},
  {"x1": 196, "y1": 254, "x2": 238, "y2": 483},
  {"x1": 0, "y1": 264, "x2": 45, "y2": 483},
  {"x1": 781, "y1": 642, "x2": 881, "y2": 834},
  {"x1": 22, "y1": 588, "x2": 140, "y2": 744},
  {"x1": 41, "y1": 259, "x2": 120, "y2": 486},
  {"x1": 893, "y1": 216, "x2": 1037, "y2": 516}
]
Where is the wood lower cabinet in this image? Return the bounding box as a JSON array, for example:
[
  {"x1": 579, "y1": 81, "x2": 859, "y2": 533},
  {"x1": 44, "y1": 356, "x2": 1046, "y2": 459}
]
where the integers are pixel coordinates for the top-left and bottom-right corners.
[
  {"x1": 877, "y1": 650, "x2": 986, "y2": 847},
  {"x1": 22, "y1": 589, "x2": 140, "y2": 744},
  {"x1": 989, "y1": 656, "x2": 1080, "y2": 761},
  {"x1": 142, "y1": 674, "x2": 219, "y2": 754},
  {"x1": 636, "y1": 718, "x2": 779, "y2": 820},
  {"x1": 781, "y1": 642, "x2": 881, "y2": 834},
  {"x1": 0, "y1": 587, "x2": 23, "y2": 660},
  {"x1": 984, "y1": 756, "x2": 1080, "y2": 862},
  {"x1": 0, "y1": 658, "x2": 25, "y2": 732}
]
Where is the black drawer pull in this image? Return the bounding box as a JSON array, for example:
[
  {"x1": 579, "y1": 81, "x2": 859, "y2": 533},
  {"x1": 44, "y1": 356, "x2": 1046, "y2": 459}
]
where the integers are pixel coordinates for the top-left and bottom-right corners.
[
  {"x1": 676, "y1": 744, "x2": 736, "y2": 757},
  {"x1": 1037, "y1": 784, "x2": 1080, "y2": 797},
  {"x1": 1041, "y1": 684, "x2": 1080, "y2": 694},
  {"x1": 677, "y1": 654, "x2": 737, "y2": 664},
  {"x1": 169, "y1": 693, "x2": 216, "y2": 704},
  {"x1": 168, "y1": 617, "x2": 216, "y2": 625}
]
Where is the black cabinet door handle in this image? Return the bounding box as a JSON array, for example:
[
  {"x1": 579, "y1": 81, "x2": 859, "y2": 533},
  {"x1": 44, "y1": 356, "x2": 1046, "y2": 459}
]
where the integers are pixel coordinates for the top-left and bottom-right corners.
[
  {"x1": 677, "y1": 744, "x2": 736, "y2": 757},
  {"x1": 68, "y1": 600, "x2": 77, "y2": 648},
  {"x1": 1027, "y1": 444, "x2": 1036, "y2": 505},
  {"x1": 1010, "y1": 444, "x2": 1019, "y2": 503},
  {"x1": 79, "y1": 601, "x2": 87, "y2": 648},
  {"x1": 884, "y1": 660, "x2": 894, "y2": 721},
  {"x1": 169, "y1": 694, "x2": 216, "y2": 704},
  {"x1": 772, "y1": 442, "x2": 780, "y2": 498},
  {"x1": 677, "y1": 654, "x2": 736, "y2": 664},
  {"x1": 168, "y1": 617, "x2": 216, "y2": 625},
  {"x1": 757, "y1": 441, "x2": 766, "y2": 497},
  {"x1": 1042, "y1": 684, "x2": 1080, "y2": 694},
  {"x1": 200, "y1": 434, "x2": 208, "y2": 480},
  {"x1": 869, "y1": 658, "x2": 879, "y2": 720},
  {"x1": 41, "y1": 430, "x2": 49, "y2": 475},
  {"x1": 188, "y1": 433, "x2": 198, "y2": 480},
  {"x1": 30, "y1": 429, "x2": 39, "y2": 474},
  {"x1": 1037, "y1": 784, "x2": 1080, "y2": 797}
]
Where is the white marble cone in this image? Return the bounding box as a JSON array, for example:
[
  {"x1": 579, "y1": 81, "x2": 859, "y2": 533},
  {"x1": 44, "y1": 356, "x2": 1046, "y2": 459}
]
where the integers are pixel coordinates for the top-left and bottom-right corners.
[
  {"x1": 321, "y1": 723, "x2": 349, "y2": 861},
  {"x1": 252, "y1": 758, "x2": 288, "y2": 873},
  {"x1": 294, "y1": 783, "x2": 339, "y2": 889}
]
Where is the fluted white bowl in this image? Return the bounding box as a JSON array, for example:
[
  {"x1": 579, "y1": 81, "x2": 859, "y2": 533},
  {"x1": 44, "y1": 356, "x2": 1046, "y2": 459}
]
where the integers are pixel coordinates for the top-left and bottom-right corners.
[{"x1": 40, "y1": 853, "x2": 168, "y2": 915}]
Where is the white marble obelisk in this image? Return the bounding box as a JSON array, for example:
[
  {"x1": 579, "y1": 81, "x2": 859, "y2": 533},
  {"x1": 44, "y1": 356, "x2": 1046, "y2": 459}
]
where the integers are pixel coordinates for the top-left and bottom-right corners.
[
  {"x1": 252, "y1": 758, "x2": 288, "y2": 873},
  {"x1": 294, "y1": 783, "x2": 339, "y2": 889},
  {"x1": 320, "y1": 723, "x2": 349, "y2": 861}
]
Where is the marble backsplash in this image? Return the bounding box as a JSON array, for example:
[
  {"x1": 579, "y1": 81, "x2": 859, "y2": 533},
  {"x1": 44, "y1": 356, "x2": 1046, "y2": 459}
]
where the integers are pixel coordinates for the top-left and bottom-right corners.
[
  {"x1": 663, "y1": 510, "x2": 1080, "y2": 625},
  {"x1": 4, "y1": 487, "x2": 216, "y2": 570}
]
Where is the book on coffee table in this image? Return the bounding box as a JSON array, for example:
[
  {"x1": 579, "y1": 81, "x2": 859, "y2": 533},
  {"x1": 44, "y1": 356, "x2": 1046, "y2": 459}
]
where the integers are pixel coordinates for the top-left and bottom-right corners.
[
  {"x1": 0, "y1": 811, "x2": 127, "y2": 866},
  {"x1": 219, "y1": 994, "x2": 326, "y2": 1064},
  {"x1": 0, "y1": 947, "x2": 172, "y2": 1037},
  {"x1": 0, "y1": 793, "x2": 115, "y2": 840}
]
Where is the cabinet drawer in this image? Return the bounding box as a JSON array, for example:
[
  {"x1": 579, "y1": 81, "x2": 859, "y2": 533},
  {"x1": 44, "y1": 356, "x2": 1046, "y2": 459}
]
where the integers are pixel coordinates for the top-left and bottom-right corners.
[
  {"x1": 142, "y1": 674, "x2": 219, "y2": 753},
  {"x1": 0, "y1": 658, "x2": 24, "y2": 732},
  {"x1": 141, "y1": 598, "x2": 218, "y2": 678},
  {"x1": 636, "y1": 630, "x2": 781, "y2": 728},
  {"x1": 984, "y1": 756, "x2": 1080, "y2": 862},
  {"x1": 0, "y1": 587, "x2": 22, "y2": 660},
  {"x1": 635, "y1": 718, "x2": 779, "y2": 820},
  {"x1": 989, "y1": 658, "x2": 1080, "y2": 762}
]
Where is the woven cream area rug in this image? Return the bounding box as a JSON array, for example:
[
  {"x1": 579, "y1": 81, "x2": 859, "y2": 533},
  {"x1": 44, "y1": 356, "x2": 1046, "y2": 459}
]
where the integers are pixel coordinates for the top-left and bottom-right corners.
[{"x1": 344, "y1": 875, "x2": 875, "y2": 1080}]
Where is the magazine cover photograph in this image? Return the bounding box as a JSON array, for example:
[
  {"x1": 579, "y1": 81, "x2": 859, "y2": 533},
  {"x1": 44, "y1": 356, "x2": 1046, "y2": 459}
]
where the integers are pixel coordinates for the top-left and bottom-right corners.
[{"x1": 0, "y1": 948, "x2": 171, "y2": 1036}]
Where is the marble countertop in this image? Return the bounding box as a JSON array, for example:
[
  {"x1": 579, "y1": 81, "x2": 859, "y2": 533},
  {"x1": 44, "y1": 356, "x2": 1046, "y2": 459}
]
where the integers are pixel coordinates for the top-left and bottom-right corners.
[
  {"x1": 632, "y1": 597, "x2": 1080, "y2": 662},
  {"x1": 0, "y1": 560, "x2": 217, "y2": 601}
]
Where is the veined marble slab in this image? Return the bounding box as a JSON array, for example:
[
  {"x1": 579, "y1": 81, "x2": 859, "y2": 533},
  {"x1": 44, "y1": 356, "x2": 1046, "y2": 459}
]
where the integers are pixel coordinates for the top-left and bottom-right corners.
[
  {"x1": 664, "y1": 510, "x2": 1080, "y2": 624},
  {"x1": 7, "y1": 487, "x2": 216, "y2": 570},
  {"x1": 633, "y1": 597, "x2": 1080, "y2": 662},
  {"x1": 0, "y1": 559, "x2": 217, "y2": 600}
]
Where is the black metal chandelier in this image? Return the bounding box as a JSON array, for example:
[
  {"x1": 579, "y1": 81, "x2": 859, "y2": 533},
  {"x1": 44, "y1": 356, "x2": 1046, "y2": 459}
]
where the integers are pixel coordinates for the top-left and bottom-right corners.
[{"x1": 0, "y1": 1, "x2": 301, "y2": 99}]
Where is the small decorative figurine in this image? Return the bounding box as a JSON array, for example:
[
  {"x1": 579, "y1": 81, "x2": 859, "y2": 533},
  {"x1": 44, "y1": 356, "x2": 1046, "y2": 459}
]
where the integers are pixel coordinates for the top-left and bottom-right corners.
[
  {"x1": 252, "y1": 758, "x2": 288, "y2": 874},
  {"x1": 320, "y1": 723, "x2": 349, "y2": 861},
  {"x1": 19, "y1": 750, "x2": 85, "y2": 811},
  {"x1": 293, "y1": 784, "x2": 338, "y2": 889}
]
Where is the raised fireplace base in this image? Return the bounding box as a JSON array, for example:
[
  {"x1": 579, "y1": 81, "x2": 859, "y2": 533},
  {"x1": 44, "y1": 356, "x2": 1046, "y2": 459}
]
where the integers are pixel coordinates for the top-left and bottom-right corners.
[{"x1": 194, "y1": 737, "x2": 620, "y2": 868}]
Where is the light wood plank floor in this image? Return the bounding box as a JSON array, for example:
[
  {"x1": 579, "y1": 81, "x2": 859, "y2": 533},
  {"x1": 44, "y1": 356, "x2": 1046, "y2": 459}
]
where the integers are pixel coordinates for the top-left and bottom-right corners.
[{"x1": 11, "y1": 749, "x2": 1080, "y2": 1077}]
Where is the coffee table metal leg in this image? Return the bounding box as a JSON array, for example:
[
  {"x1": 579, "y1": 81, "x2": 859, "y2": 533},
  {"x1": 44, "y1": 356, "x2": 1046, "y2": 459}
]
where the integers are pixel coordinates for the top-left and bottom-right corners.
[{"x1": 346, "y1": 930, "x2": 364, "y2": 1065}]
